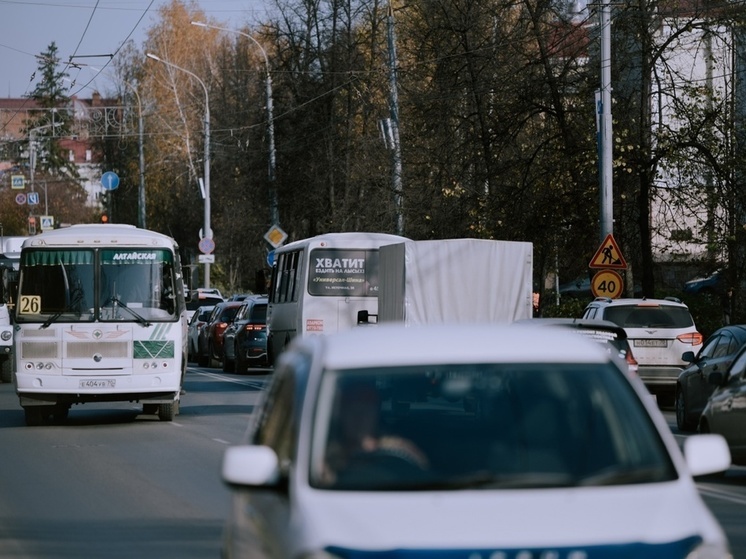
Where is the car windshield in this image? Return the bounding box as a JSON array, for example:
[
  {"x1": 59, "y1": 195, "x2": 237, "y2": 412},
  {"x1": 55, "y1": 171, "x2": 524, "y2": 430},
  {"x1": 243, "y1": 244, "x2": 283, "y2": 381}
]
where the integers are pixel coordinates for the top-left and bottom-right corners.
[
  {"x1": 309, "y1": 363, "x2": 676, "y2": 491},
  {"x1": 604, "y1": 305, "x2": 694, "y2": 329}
]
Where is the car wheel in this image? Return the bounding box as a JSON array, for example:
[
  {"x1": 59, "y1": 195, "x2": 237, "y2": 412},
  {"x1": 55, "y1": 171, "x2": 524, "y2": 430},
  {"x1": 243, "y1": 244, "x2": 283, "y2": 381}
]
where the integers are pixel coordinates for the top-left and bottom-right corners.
[
  {"x1": 235, "y1": 348, "x2": 248, "y2": 374},
  {"x1": 223, "y1": 354, "x2": 235, "y2": 372},
  {"x1": 676, "y1": 389, "x2": 697, "y2": 432},
  {"x1": 0, "y1": 355, "x2": 11, "y2": 383}
]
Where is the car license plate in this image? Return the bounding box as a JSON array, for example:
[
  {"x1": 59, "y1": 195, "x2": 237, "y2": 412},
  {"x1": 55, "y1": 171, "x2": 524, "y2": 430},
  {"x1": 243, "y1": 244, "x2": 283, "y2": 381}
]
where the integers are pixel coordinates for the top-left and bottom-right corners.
[
  {"x1": 79, "y1": 379, "x2": 116, "y2": 389},
  {"x1": 634, "y1": 339, "x2": 668, "y2": 348}
]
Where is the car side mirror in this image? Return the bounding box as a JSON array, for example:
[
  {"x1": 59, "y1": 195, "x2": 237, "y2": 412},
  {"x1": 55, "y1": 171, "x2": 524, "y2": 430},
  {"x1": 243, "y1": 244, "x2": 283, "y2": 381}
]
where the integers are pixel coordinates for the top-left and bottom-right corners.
[{"x1": 682, "y1": 350, "x2": 695, "y2": 363}]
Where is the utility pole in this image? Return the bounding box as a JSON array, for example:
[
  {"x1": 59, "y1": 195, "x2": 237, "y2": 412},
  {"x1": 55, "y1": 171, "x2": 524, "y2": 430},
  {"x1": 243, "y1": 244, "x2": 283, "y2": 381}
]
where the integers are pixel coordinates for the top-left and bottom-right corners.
[
  {"x1": 387, "y1": 1, "x2": 404, "y2": 236},
  {"x1": 599, "y1": 0, "x2": 613, "y2": 241}
]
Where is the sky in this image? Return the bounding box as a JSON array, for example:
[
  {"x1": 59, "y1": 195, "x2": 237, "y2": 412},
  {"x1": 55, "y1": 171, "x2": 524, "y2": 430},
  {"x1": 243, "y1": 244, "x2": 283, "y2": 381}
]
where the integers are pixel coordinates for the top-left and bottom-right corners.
[{"x1": 0, "y1": 0, "x2": 271, "y2": 98}]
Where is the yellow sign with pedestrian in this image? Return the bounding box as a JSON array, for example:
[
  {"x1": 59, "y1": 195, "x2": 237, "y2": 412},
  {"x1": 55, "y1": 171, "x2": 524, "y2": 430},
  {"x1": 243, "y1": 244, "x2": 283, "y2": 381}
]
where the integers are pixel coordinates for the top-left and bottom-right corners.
[{"x1": 589, "y1": 234, "x2": 627, "y2": 269}]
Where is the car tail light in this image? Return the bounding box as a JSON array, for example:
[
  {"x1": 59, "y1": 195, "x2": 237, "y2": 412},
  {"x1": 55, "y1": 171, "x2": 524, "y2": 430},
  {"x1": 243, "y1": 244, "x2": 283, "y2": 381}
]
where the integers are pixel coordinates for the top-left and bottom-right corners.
[
  {"x1": 626, "y1": 349, "x2": 639, "y2": 376},
  {"x1": 243, "y1": 324, "x2": 265, "y2": 332},
  {"x1": 678, "y1": 332, "x2": 703, "y2": 345}
]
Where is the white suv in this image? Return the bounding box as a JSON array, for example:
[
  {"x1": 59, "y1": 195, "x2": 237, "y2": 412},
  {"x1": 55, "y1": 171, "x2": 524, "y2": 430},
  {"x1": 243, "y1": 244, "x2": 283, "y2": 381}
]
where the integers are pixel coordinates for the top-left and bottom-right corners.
[{"x1": 582, "y1": 297, "x2": 703, "y2": 403}]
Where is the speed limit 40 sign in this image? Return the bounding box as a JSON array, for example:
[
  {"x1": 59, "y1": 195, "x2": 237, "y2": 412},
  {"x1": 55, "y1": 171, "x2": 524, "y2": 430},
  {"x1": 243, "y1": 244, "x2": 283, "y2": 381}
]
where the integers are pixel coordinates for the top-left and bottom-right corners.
[{"x1": 591, "y1": 269, "x2": 624, "y2": 299}]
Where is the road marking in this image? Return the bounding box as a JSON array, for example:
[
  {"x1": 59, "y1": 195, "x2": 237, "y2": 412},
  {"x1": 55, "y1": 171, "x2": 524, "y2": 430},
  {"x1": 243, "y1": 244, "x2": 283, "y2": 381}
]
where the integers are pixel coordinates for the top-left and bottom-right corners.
[
  {"x1": 697, "y1": 484, "x2": 746, "y2": 505},
  {"x1": 193, "y1": 370, "x2": 267, "y2": 389}
]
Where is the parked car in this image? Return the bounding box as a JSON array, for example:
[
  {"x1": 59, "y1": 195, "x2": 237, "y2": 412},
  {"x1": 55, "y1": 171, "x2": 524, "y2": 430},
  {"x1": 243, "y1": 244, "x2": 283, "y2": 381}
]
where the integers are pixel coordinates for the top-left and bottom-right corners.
[
  {"x1": 683, "y1": 269, "x2": 723, "y2": 295},
  {"x1": 187, "y1": 305, "x2": 215, "y2": 363},
  {"x1": 221, "y1": 322, "x2": 730, "y2": 558},
  {"x1": 186, "y1": 289, "x2": 224, "y2": 322},
  {"x1": 520, "y1": 317, "x2": 639, "y2": 376},
  {"x1": 222, "y1": 295, "x2": 269, "y2": 373},
  {"x1": 196, "y1": 301, "x2": 242, "y2": 367},
  {"x1": 700, "y1": 343, "x2": 746, "y2": 465},
  {"x1": 582, "y1": 297, "x2": 703, "y2": 404},
  {"x1": 675, "y1": 324, "x2": 746, "y2": 432}
]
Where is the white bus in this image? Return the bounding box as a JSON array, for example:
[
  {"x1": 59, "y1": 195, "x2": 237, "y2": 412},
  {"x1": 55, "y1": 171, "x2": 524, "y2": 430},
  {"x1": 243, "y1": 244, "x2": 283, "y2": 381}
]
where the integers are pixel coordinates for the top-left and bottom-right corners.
[
  {"x1": 13, "y1": 224, "x2": 188, "y2": 425},
  {"x1": 267, "y1": 232, "x2": 409, "y2": 364}
]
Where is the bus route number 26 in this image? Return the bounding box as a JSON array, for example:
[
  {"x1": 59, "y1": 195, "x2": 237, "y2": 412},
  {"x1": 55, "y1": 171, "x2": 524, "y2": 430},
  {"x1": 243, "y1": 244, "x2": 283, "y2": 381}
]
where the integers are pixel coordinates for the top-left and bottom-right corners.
[
  {"x1": 19, "y1": 296, "x2": 42, "y2": 315},
  {"x1": 591, "y1": 270, "x2": 624, "y2": 299}
]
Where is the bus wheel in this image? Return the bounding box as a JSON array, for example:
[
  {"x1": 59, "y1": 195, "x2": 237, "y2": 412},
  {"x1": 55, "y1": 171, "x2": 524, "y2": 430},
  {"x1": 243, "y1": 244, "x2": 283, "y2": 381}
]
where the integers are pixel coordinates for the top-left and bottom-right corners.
[
  {"x1": 158, "y1": 402, "x2": 177, "y2": 422},
  {"x1": 0, "y1": 356, "x2": 11, "y2": 383},
  {"x1": 143, "y1": 403, "x2": 158, "y2": 415},
  {"x1": 52, "y1": 404, "x2": 69, "y2": 423},
  {"x1": 24, "y1": 406, "x2": 45, "y2": 427}
]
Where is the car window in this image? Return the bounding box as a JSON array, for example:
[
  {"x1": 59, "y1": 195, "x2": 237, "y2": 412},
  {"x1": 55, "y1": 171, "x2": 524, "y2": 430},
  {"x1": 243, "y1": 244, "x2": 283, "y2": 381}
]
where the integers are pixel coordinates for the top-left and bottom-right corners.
[
  {"x1": 250, "y1": 303, "x2": 267, "y2": 322},
  {"x1": 713, "y1": 332, "x2": 734, "y2": 359},
  {"x1": 699, "y1": 334, "x2": 722, "y2": 360},
  {"x1": 604, "y1": 306, "x2": 693, "y2": 328},
  {"x1": 220, "y1": 307, "x2": 240, "y2": 322},
  {"x1": 309, "y1": 362, "x2": 676, "y2": 491},
  {"x1": 728, "y1": 348, "x2": 746, "y2": 381}
]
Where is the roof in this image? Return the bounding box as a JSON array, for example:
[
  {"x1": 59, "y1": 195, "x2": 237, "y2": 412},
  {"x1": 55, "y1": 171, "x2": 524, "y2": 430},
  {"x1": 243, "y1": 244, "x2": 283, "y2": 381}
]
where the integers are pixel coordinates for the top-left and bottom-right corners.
[{"x1": 292, "y1": 322, "x2": 610, "y2": 371}]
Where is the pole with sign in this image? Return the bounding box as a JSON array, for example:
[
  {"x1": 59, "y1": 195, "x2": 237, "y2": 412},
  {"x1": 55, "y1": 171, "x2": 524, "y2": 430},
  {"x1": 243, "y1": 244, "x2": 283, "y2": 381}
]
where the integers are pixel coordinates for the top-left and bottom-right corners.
[{"x1": 589, "y1": 233, "x2": 627, "y2": 299}]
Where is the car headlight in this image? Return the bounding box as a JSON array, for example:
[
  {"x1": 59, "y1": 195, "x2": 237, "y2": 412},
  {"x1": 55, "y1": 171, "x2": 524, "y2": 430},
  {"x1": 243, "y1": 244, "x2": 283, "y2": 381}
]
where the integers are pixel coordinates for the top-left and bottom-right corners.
[{"x1": 685, "y1": 542, "x2": 732, "y2": 559}]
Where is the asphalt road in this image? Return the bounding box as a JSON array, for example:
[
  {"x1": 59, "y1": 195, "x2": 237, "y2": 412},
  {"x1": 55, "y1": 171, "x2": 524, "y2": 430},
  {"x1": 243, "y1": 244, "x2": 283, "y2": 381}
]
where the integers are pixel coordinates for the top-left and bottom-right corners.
[
  {"x1": 0, "y1": 366, "x2": 271, "y2": 558},
  {"x1": 0, "y1": 370, "x2": 744, "y2": 558}
]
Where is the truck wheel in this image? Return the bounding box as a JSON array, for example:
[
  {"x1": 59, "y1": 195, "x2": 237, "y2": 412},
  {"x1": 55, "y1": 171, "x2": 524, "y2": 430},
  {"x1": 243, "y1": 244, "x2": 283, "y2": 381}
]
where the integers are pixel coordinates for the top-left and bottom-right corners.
[
  {"x1": 158, "y1": 401, "x2": 177, "y2": 421},
  {"x1": 143, "y1": 403, "x2": 158, "y2": 415},
  {"x1": 0, "y1": 356, "x2": 11, "y2": 383},
  {"x1": 24, "y1": 407, "x2": 45, "y2": 427},
  {"x1": 52, "y1": 404, "x2": 70, "y2": 424}
]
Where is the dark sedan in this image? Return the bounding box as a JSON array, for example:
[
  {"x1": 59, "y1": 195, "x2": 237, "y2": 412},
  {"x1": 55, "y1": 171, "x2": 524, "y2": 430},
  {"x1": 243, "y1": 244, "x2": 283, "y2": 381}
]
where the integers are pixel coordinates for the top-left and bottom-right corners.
[
  {"x1": 222, "y1": 295, "x2": 268, "y2": 373},
  {"x1": 675, "y1": 324, "x2": 746, "y2": 431}
]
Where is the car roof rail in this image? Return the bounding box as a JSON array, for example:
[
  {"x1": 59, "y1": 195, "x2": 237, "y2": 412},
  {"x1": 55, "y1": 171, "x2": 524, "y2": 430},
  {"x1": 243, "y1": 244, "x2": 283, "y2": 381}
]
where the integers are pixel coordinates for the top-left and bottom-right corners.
[
  {"x1": 592, "y1": 297, "x2": 612, "y2": 303},
  {"x1": 664, "y1": 296, "x2": 682, "y2": 303}
]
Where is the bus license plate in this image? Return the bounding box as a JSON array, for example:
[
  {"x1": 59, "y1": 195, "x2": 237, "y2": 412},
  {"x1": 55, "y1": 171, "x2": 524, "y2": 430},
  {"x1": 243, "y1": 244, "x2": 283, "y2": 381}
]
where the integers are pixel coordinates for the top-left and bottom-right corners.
[{"x1": 79, "y1": 379, "x2": 116, "y2": 389}]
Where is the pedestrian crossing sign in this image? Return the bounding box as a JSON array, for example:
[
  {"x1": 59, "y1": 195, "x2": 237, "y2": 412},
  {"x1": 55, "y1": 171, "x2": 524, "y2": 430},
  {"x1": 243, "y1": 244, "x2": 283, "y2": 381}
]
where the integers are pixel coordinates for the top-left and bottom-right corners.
[
  {"x1": 40, "y1": 216, "x2": 54, "y2": 230},
  {"x1": 589, "y1": 233, "x2": 627, "y2": 269}
]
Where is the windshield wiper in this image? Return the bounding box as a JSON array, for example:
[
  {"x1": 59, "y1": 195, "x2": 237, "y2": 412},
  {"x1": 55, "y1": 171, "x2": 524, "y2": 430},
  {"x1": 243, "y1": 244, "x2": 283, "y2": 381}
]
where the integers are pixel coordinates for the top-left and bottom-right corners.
[
  {"x1": 40, "y1": 291, "x2": 86, "y2": 329},
  {"x1": 102, "y1": 296, "x2": 151, "y2": 327}
]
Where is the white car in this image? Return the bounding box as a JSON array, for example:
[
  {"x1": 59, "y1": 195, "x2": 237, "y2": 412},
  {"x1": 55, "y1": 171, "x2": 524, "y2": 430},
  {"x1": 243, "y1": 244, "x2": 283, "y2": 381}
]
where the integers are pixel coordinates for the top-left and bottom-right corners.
[
  {"x1": 582, "y1": 297, "x2": 703, "y2": 404},
  {"x1": 221, "y1": 322, "x2": 731, "y2": 558}
]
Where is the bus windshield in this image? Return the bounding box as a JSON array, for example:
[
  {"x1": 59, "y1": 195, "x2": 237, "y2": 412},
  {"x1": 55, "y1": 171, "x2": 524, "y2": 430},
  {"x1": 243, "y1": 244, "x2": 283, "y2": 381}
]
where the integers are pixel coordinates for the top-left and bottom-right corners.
[{"x1": 16, "y1": 248, "x2": 178, "y2": 324}]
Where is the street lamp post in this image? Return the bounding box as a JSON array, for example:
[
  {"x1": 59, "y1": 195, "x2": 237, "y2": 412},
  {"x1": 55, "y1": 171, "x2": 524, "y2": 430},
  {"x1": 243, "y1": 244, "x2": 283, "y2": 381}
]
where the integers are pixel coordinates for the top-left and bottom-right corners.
[
  {"x1": 191, "y1": 20, "x2": 279, "y2": 226},
  {"x1": 146, "y1": 52, "x2": 212, "y2": 288}
]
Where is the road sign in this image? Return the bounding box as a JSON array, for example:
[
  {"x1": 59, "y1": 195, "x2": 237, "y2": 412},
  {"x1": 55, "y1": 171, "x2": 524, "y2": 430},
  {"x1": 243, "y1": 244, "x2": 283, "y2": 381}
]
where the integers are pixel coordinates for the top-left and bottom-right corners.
[
  {"x1": 264, "y1": 225, "x2": 287, "y2": 248},
  {"x1": 591, "y1": 269, "x2": 624, "y2": 299},
  {"x1": 11, "y1": 175, "x2": 25, "y2": 189},
  {"x1": 15, "y1": 193, "x2": 26, "y2": 205},
  {"x1": 589, "y1": 233, "x2": 627, "y2": 269},
  {"x1": 101, "y1": 171, "x2": 120, "y2": 191},
  {"x1": 267, "y1": 250, "x2": 275, "y2": 267},
  {"x1": 40, "y1": 216, "x2": 54, "y2": 230},
  {"x1": 27, "y1": 192, "x2": 39, "y2": 205},
  {"x1": 198, "y1": 254, "x2": 215, "y2": 264},
  {"x1": 198, "y1": 237, "x2": 215, "y2": 254}
]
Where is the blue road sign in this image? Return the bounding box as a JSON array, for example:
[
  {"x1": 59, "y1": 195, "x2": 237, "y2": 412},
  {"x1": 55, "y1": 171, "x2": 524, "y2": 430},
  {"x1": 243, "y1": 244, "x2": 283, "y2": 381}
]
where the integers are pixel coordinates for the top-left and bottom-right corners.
[
  {"x1": 27, "y1": 192, "x2": 39, "y2": 205},
  {"x1": 101, "y1": 171, "x2": 120, "y2": 191}
]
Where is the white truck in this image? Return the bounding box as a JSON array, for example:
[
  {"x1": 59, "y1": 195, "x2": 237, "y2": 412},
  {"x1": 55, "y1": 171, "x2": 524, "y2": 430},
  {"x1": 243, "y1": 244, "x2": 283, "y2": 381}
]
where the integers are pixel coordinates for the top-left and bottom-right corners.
[{"x1": 363, "y1": 239, "x2": 534, "y2": 326}]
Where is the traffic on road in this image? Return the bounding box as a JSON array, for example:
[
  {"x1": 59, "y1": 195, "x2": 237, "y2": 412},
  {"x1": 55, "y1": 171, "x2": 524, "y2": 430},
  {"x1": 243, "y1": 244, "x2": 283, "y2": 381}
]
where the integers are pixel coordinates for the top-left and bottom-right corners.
[{"x1": 0, "y1": 353, "x2": 745, "y2": 557}]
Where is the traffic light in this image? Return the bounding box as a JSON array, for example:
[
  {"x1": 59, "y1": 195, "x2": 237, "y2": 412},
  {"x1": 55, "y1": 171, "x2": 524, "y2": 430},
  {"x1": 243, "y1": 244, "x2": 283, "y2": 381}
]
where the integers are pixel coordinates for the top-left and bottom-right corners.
[{"x1": 100, "y1": 214, "x2": 109, "y2": 224}]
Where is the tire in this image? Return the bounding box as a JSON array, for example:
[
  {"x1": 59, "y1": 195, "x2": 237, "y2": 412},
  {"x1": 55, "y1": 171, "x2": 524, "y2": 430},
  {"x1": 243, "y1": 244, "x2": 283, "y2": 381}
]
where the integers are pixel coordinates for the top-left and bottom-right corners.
[
  {"x1": 143, "y1": 403, "x2": 158, "y2": 415},
  {"x1": 0, "y1": 355, "x2": 11, "y2": 383},
  {"x1": 197, "y1": 346, "x2": 209, "y2": 367},
  {"x1": 24, "y1": 406, "x2": 45, "y2": 427},
  {"x1": 235, "y1": 350, "x2": 248, "y2": 375},
  {"x1": 52, "y1": 404, "x2": 70, "y2": 424},
  {"x1": 158, "y1": 401, "x2": 177, "y2": 422},
  {"x1": 675, "y1": 389, "x2": 697, "y2": 432},
  {"x1": 222, "y1": 354, "x2": 234, "y2": 372}
]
